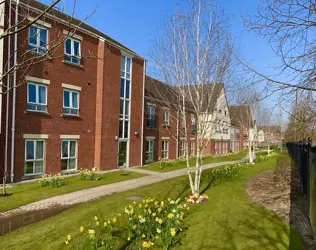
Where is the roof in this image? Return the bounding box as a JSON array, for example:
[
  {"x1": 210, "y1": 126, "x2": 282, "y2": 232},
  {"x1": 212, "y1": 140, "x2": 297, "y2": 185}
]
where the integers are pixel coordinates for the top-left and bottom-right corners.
[
  {"x1": 145, "y1": 76, "x2": 224, "y2": 113},
  {"x1": 258, "y1": 126, "x2": 281, "y2": 133},
  {"x1": 21, "y1": 0, "x2": 143, "y2": 59},
  {"x1": 228, "y1": 106, "x2": 252, "y2": 127},
  {"x1": 184, "y1": 84, "x2": 224, "y2": 113}
]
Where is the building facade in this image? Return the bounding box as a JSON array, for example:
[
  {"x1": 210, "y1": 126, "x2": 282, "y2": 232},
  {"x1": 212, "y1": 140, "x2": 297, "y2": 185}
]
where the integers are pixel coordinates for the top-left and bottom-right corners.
[{"x1": 0, "y1": 0, "x2": 145, "y2": 181}]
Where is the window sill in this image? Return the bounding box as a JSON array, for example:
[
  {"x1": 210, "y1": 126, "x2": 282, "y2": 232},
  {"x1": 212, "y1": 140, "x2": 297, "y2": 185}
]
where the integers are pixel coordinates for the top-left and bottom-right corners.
[
  {"x1": 60, "y1": 169, "x2": 77, "y2": 174},
  {"x1": 61, "y1": 114, "x2": 82, "y2": 119},
  {"x1": 146, "y1": 127, "x2": 156, "y2": 129},
  {"x1": 162, "y1": 124, "x2": 171, "y2": 128},
  {"x1": 62, "y1": 60, "x2": 83, "y2": 68},
  {"x1": 25, "y1": 110, "x2": 50, "y2": 116}
]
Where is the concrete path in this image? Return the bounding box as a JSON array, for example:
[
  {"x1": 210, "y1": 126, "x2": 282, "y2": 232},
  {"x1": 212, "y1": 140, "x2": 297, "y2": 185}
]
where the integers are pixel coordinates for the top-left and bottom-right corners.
[{"x1": 3, "y1": 158, "x2": 246, "y2": 214}]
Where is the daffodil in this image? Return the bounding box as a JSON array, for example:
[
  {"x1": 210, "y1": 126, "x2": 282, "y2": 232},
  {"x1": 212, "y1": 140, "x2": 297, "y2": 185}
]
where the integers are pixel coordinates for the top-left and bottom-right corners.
[
  {"x1": 66, "y1": 235, "x2": 71, "y2": 241},
  {"x1": 142, "y1": 233, "x2": 146, "y2": 238},
  {"x1": 113, "y1": 217, "x2": 117, "y2": 223},
  {"x1": 94, "y1": 216, "x2": 98, "y2": 221},
  {"x1": 96, "y1": 221, "x2": 100, "y2": 226},
  {"x1": 79, "y1": 226, "x2": 84, "y2": 232},
  {"x1": 132, "y1": 225, "x2": 137, "y2": 230},
  {"x1": 156, "y1": 228, "x2": 161, "y2": 234},
  {"x1": 104, "y1": 221, "x2": 107, "y2": 227},
  {"x1": 170, "y1": 228, "x2": 176, "y2": 237},
  {"x1": 65, "y1": 240, "x2": 69, "y2": 245},
  {"x1": 168, "y1": 213, "x2": 175, "y2": 219}
]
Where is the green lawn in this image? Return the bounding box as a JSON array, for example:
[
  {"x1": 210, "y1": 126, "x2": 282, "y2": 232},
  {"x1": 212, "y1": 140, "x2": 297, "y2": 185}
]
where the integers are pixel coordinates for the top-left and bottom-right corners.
[
  {"x1": 0, "y1": 156, "x2": 303, "y2": 250},
  {"x1": 141, "y1": 150, "x2": 248, "y2": 172},
  {"x1": 0, "y1": 171, "x2": 145, "y2": 212}
]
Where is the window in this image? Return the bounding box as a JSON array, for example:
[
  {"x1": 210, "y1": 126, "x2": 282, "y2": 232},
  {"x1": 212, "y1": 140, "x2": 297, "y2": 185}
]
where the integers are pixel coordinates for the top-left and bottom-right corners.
[
  {"x1": 64, "y1": 38, "x2": 81, "y2": 64},
  {"x1": 190, "y1": 140, "x2": 195, "y2": 156},
  {"x1": 181, "y1": 115, "x2": 186, "y2": 129},
  {"x1": 146, "y1": 139, "x2": 154, "y2": 162},
  {"x1": 25, "y1": 140, "x2": 45, "y2": 175},
  {"x1": 61, "y1": 140, "x2": 77, "y2": 171},
  {"x1": 190, "y1": 114, "x2": 196, "y2": 132},
  {"x1": 161, "y1": 139, "x2": 168, "y2": 159},
  {"x1": 28, "y1": 25, "x2": 48, "y2": 54},
  {"x1": 223, "y1": 141, "x2": 227, "y2": 154},
  {"x1": 63, "y1": 89, "x2": 79, "y2": 115},
  {"x1": 215, "y1": 141, "x2": 219, "y2": 155},
  {"x1": 27, "y1": 83, "x2": 47, "y2": 112},
  {"x1": 146, "y1": 106, "x2": 156, "y2": 128},
  {"x1": 179, "y1": 140, "x2": 186, "y2": 157},
  {"x1": 119, "y1": 55, "x2": 132, "y2": 138},
  {"x1": 162, "y1": 109, "x2": 169, "y2": 126}
]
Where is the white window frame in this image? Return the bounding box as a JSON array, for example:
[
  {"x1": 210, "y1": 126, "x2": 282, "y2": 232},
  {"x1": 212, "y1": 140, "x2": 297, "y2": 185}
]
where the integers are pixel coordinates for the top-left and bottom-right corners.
[
  {"x1": 63, "y1": 88, "x2": 80, "y2": 116},
  {"x1": 61, "y1": 140, "x2": 78, "y2": 172},
  {"x1": 146, "y1": 139, "x2": 154, "y2": 162},
  {"x1": 179, "y1": 139, "x2": 186, "y2": 157},
  {"x1": 119, "y1": 55, "x2": 132, "y2": 139},
  {"x1": 190, "y1": 140, "x2": 195, "y2": 156},
  {"x1": 146, "y1": 106, "x2": 156, "y2": 128},
  {"x1": 28, "y1": 24, "x2": 48, "y2": 54},
  {"x1": 27, "y1": 82, "x2": 47, "y2": 112},
  {"x1": 162, "y1": 109, "x2": 169, "y2": 126},
  {"x1": 24, "y1": 139, "x2": 45, "y2": 176},
  {"x1": 161, "y1": 139, "x2": 169, "y2": 159},
  {"x1": 64, "y1": 37, "x2": 81, "y2": 64},
  {"x1": 215, "y1": 141, "x2": 219, "y2": 155}
]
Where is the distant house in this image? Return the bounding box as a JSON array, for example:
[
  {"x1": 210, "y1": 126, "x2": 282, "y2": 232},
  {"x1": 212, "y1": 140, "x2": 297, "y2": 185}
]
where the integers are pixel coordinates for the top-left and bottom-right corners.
[
  {"x1": 228, "y1": 106, "x2": 254, "y2": 151},
  {"x1": 257, "y1": 126, "x2": 283, "y2": 146}
]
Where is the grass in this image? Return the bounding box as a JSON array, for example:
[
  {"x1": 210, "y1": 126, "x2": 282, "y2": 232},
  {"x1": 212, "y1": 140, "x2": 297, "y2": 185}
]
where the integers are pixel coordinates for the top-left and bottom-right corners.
[
  {"x1": 141, "y1": 150, "x2": 248, "y2": 172},
  {"x1": 0, "y1": 171, "x2": 145, "y2": 212},
  {"x1": 0, "y1": 156, "x2": 303, "y2": 250}
]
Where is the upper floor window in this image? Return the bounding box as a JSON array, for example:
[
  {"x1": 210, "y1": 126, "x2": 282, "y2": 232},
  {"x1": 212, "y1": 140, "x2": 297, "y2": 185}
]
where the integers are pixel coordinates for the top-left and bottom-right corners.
[
  {"x1": 25, "y1": 139, "x2": 45, "y2": 175},
  {"x1": 64, "y1": 38, "x2": 81, "y2": 64},
  {"x1": 28, "y1": 25, "x2": 48, "y2": 54},
  {"x1": 27, "y1": 82, "x2": 47, "y2": 112},
  {"x1": 146, "y1": 106, "x2": 156, "y2": 128},
  {"x1": 63, "y1": 89, "x2": 79, "y2": 116},
  {"x1": 163, "y1": 109, "x2": 169, "y2": 126}
]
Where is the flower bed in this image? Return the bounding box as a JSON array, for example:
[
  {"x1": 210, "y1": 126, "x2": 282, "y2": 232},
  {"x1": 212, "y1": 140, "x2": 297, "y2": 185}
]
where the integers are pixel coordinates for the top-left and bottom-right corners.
[
  {"x1": 39, "y1": 174, "x2": 64, "y2": 188},
  {"x1": 78, "y1": 169, "x2": 102, "y2": 181},
  {"x1": 65, "y1": 197, "x2": 190, "y2": 249}
]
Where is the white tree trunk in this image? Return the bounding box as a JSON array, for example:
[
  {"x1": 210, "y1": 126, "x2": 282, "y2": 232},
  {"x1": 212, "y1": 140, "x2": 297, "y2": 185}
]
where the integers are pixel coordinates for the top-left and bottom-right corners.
[{"x1": 267, "y1": 143, "x2": 270, "y2": 155}]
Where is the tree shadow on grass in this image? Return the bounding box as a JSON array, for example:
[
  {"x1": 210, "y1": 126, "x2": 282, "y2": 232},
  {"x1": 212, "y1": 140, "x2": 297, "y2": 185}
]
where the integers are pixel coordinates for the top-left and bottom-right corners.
[{"x1": 192, "y1": 204, "x2": 303, "y2": 250}]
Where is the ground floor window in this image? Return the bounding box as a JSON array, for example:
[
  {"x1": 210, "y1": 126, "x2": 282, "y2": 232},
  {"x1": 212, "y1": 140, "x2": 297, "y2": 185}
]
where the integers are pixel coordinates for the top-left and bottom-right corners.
[
  {"x1": 190, "y1": 140, "x2": 195, "y2": 156},
  {"x1": 223, "y1": 141, "x2": 228, "y2": 154},
  {"x1": 61, "y1": 140, "x2": 77, "y2": 171},
  {"x1": 215, "y1": 141, "x2": 220, "y2": 155},
  {"x1": 161, "y1": 139, "x2": 168, "y2": 159},
  {"x1": 146, "y1": 139, "x2": 154, "y2": 162},
  {"x1": 179, "y1": 140, "x2": 186, "y2": 157},
  {"x1": 25, "y1": 140, "x2": 45, "y2": 175}
]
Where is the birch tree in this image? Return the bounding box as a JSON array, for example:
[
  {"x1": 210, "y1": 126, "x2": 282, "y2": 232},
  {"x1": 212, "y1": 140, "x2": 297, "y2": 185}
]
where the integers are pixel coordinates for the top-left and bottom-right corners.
[{"x1": 151, "y1": 0, "x2": 234, "y2": 198}]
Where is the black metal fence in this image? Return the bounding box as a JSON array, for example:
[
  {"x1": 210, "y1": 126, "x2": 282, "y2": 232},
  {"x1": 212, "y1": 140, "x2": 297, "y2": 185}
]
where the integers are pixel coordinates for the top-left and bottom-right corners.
[{"x1": 287, "y1": 142, "x2": 316, "y2": 232}]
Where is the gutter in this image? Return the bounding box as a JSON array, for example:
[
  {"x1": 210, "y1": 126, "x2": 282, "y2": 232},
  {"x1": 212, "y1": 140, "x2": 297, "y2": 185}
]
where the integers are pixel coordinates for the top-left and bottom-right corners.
[
  {"x1": 140, "y1": 61, "x2": 146, "y2": 166},
  {"x1": 10, "y1": 0, "x2": 19, "y2": 182}
]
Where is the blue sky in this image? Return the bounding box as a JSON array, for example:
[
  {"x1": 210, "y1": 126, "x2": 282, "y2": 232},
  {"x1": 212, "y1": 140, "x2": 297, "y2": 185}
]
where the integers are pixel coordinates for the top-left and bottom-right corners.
[{"x1": 42, "y1": 0, "x2": 282, "y2": 109}]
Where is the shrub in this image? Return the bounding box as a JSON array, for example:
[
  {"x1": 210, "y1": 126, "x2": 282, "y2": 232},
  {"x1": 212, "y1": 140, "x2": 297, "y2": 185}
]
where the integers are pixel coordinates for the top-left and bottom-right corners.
[
  {"x1": 274, "y1": 154, "x2": 291, "y2": 183},
  {"x1": 65, "y1": 198, "x2": 190, "y2": 249},
  {"x1": 39, "y1": 174, "x2": 64, "y2": 188},
  {"x1": 79, "y1": 169, "x2": 102, "y2": 181}
]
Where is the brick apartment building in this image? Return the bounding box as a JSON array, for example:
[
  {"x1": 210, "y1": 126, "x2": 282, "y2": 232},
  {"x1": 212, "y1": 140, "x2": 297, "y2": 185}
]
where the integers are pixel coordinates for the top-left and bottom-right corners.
[
  {"x1": 0, "y1": 0, "x2": 145, "y2": 181},
  {"x1": 143, "y1": 76, "x2": 197, "y2": 163}
]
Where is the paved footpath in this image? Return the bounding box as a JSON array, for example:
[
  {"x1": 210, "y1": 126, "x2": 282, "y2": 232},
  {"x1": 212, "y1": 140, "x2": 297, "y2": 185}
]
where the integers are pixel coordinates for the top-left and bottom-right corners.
[{"x1": 4, "y1": 159, "x2": 246, "y2": 214}]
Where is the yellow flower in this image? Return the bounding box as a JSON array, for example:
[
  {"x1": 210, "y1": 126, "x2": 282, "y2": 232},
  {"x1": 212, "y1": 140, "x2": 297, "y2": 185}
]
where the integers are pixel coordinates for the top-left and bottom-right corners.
[
  {"x1": 161, "y1": 201, "x2": 164, "y2": 207},
  {"x1": 113, "y1": 217, "x2": 117, "y2": 223},
  {"x1": 132, "y1": 225, "x2": 137, "y2": 230},
  {"x1": 154, "y1": 235, "x2": 159, "y2": 240},
  {"x1": 79, "y1": 226, "x2": 84, "y2": 232},
  {"x1": 152, "y1": 213, "x2": 156, "y2": 217},
  {"x1": 170, "y1": 228, "x2": 176, "y2": 237},
  {"x1": 154, "y1": 201, "x2": 159, "y2": 206},
  {"x1": 66, "y1": 235, "x2": 71, "y2": 241},
  {"x1": 133, "y1": 201, "x2": 137, "y2": 205},
  {"x1": 104, "y1": 222, "x2": 107, "y2": 227},
  {"x1": 187, "y1": 207, "x2": 190, "y2": 210},
  {"x1": 139, "y1": 204, "x2": 143, "y2": 208},
  {"x1": 94, "y1": 216, "x2": 98, "y2": 221},
  {"x1": 96, "y1": 221, "x2": 100, "y2": 226},
  {"x1": 156, "y1": 228, "x2": 161, "y2": 234},
  {"x1": 196, "y1": 200, "x2": 200, "y2": 204},
  {"x1": 168, "y1": 198, "x2": 171, "y2": 201},
  {"x1": 158, "y1": 207, "x2": 162, "y2": 213},
  {"x1": 65, "y1": 240, "x2": 69, "y2": 245},
  {"x1": 142, "y1": 234, "x2": 146, "y2": 238},
  {"x1": 88, "y1": 229, "x2": 95, "y2": 238},
  {"x1": 108, "y1": 220, "x2": 111, "y2": 224},
  {"x1": 128, "y1": 237, "x2": 130, "y2": 241},
  {"x1": 168, "y1": 213, "x2": 175, "y2": 219},
  {"x1": 145, "y1": 204, "x2": 148, "y2": 208},
  {"x1": 142, "y1": 241, "x2": 154, "y2": 248},
  {"x1": 138, "y1": 215, "x2": 143, "y2": 220}
]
